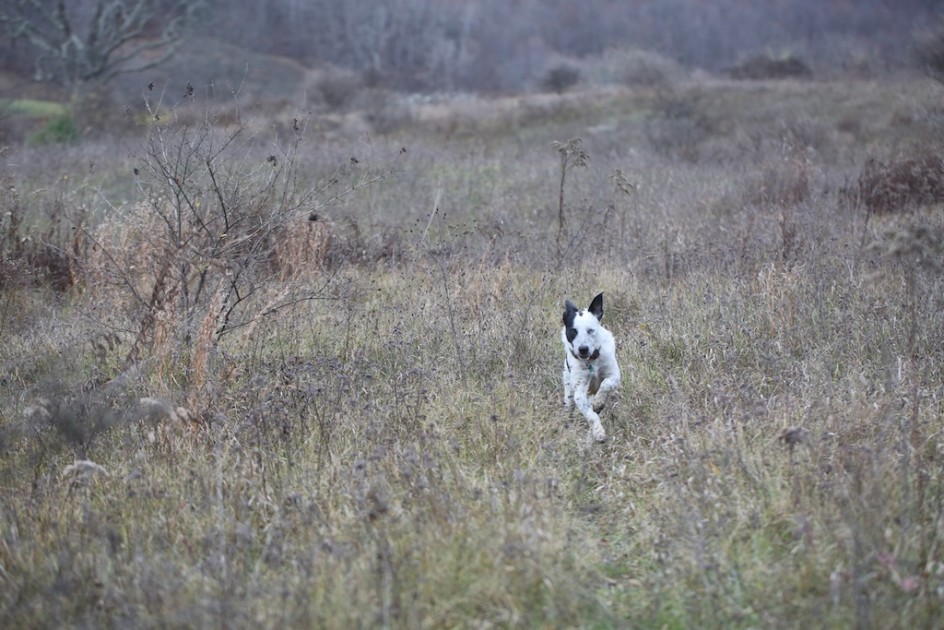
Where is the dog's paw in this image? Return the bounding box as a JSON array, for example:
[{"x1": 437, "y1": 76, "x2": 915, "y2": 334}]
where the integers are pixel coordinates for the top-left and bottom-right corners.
[
  {"x1": 592, "y1": 400, "x2": 606, "y2": 413},
  {"x1": 590, "y1": 422, "x2": 607, "y2": 443}
]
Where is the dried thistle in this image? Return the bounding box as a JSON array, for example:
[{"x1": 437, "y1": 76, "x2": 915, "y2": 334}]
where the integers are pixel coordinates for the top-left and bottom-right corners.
[{"x1": 552, "y1": 138, "x2": 590, "y2": 253}]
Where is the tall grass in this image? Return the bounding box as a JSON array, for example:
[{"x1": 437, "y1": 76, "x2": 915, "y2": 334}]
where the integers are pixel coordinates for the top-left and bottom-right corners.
[{"x1": 1, "y1": 77, "x2": 943, "y2": 628}]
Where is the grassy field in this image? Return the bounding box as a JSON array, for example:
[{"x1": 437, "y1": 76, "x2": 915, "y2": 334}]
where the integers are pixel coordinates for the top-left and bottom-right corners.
[{"x1": 1, "y1": 74, "x2": 943, "y2": 628}]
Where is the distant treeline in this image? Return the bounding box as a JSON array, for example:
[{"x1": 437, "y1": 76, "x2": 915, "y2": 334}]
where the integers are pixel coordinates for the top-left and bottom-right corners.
[
  {"x1": 1, "y1": 0, "x2": 938, "y2": 93},
  {"x1": 200, "y1": 0, "x2": 937, "y2": 92}
]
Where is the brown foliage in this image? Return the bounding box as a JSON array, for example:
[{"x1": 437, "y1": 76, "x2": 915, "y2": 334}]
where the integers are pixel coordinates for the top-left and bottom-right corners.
[{"x1": 856, "y1": 152, "x2": 944, "y2": 214}]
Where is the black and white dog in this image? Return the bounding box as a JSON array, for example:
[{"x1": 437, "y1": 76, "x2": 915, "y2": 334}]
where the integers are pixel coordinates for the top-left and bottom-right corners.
[{"x1": 562, "y1": 293, "x2": 621, "y2": 442}]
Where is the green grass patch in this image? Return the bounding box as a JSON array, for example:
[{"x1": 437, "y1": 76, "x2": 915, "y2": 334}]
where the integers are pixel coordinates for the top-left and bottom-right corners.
[
  {"x1": 1, "y1": 98, "x2": 68, "y2": 118},
  {"x1": 28, "y1": 113, "x2": 80, "y2": 145}
]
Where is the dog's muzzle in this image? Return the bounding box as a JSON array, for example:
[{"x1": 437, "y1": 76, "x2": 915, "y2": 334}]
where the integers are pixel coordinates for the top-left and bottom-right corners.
[{"x1": 572, "y1": 347, "x2": 601, "y2": 361}]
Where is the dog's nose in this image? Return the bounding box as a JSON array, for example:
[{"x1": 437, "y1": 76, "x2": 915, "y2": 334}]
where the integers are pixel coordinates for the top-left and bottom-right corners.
[{"x1": 578, "y1": 345, "x2": 589, "y2": 357}]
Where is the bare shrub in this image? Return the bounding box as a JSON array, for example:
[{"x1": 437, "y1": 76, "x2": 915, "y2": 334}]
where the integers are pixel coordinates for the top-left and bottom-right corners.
[{"x1": 83, "y1": 102, "x2": 393, "y2": 403}]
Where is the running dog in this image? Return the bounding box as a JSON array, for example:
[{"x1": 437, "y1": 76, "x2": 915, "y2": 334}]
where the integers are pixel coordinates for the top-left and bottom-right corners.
[{"x1": 562, "y1": 292, "x2": 621, "y2": 442}]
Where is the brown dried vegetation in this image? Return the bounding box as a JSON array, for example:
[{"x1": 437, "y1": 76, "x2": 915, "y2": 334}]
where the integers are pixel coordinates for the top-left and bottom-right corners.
[
  {"x1": 2, "y1": 77, "x2": 944, "y2": 628},
  {"x1": 856, "y1": 152, "x2": 944, "y2": 214}
]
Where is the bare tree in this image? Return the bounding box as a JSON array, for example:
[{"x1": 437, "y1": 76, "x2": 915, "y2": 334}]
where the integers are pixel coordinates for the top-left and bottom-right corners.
[{"x1": 0, "y1": 0, "x2": 203, "y2": 88}]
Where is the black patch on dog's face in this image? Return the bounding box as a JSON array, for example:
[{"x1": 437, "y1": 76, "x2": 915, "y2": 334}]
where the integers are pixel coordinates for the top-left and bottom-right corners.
[{"x1": 563, "y1": 300, "x2": 578, "y2": 343}]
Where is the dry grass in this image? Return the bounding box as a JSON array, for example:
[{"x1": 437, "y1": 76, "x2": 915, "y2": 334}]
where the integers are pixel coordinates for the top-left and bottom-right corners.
[{"x1": 1, "y1": 76, "x2": 944, "y2": 628}]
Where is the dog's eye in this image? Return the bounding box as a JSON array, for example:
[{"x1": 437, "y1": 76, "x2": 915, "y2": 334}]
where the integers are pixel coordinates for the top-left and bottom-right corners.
[{"x1": 587, "y1": 329, "x2": 595, "y2": 334}]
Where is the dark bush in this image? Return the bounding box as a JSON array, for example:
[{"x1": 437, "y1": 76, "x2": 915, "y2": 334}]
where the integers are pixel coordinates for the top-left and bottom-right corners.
[
  {"x1": 726, "y1": 54, "x2": 812, "y2": 80},
  {"x1": 542, "y1": 65, "x2": 581, "y2": 94},
  {"x1": 315, "y1": 70, "x2": 364, "y2": 112}
]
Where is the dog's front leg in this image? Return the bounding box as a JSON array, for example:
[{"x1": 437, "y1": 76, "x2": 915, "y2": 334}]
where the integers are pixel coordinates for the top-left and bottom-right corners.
[
  {"x1": 573, "y1": 388, "x2": 606, "y2": 442},
  {"x1": 592, "y1": 372, "x2": 621, "y2": 413},
  {"x1": 562, "y1": 364, "x2": 574, "y2": 409}
]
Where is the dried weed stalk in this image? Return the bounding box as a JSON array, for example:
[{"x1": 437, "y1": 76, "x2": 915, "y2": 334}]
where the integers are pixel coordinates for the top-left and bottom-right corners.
[{"x1": 552, "y1": 138, "x2": 589, "y2": 256}]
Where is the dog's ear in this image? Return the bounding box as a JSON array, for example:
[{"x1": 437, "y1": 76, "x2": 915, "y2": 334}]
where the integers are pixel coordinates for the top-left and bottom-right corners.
[
  {"x1": 563, "y1": 299, "x2": 577, "y2": 327},
  {"x1": 588, "y1": 292, "x2": 604, "y2": 321}
]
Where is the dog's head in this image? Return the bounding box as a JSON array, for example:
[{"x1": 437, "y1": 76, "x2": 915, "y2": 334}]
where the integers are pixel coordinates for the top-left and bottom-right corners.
[{"x1": 562, "y1": 292, "x2": 605, "y2": 361}]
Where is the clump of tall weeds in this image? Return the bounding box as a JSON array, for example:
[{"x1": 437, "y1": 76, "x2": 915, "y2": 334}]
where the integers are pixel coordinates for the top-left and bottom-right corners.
[{"x1": 82, "y1": 97, "x2": 395, "y2": 411}]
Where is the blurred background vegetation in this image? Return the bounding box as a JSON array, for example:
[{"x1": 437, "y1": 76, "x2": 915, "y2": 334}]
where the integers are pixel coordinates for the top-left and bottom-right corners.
[{"x1": 2, "y1": 0, "x2": 944, "y2": 145}]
